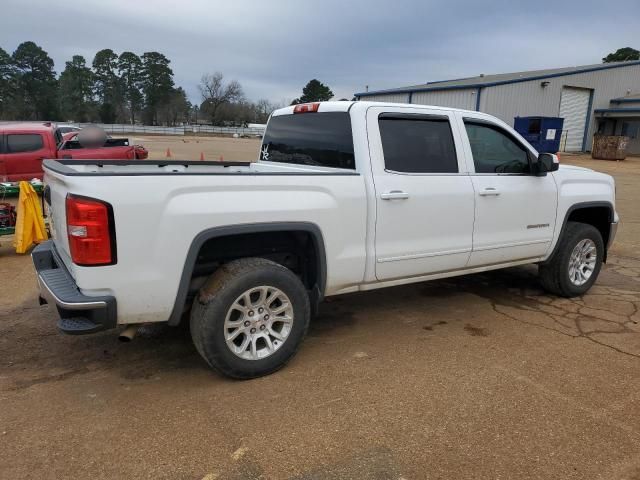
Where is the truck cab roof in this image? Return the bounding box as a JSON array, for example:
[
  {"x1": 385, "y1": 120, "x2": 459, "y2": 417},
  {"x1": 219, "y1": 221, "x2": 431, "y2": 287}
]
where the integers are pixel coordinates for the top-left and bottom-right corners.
[
  {"x1": 0, "y1": 122, "x2": 55, "y2": 133},
  {"x1": 272, "y1": 100, "x2": 483, "y2": 118}
]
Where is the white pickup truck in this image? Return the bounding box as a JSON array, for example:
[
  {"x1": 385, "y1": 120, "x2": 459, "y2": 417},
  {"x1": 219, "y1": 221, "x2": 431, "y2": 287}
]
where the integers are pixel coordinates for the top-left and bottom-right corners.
[{"x1": 33, "y1": 101, "x2": 618, "y2": 378}]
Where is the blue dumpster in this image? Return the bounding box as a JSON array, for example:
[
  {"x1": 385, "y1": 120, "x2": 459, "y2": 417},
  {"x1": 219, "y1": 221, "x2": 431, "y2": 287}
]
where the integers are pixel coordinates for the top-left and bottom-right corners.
[{"x1": 514, "y1": 116, "x2": 564, "y2": 153}]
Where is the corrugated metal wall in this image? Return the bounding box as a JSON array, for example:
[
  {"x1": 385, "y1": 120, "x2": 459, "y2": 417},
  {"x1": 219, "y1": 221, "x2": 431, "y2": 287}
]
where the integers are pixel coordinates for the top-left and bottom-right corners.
[
  {"x1": 364, "y1": 93, "x2": 409, "y2": 103},
  {"x1": 359, "y1": 89, "x2": 476, "y2": 110},
  {"x1": 360, "y1": 63, "x2": 640, "y2": 151},
  {"x1": 411, "y1": 89, "x2": 477, "y2": 111},
  {"x1": 480, "y1": 63, "x2": 640, "y2": 150}
]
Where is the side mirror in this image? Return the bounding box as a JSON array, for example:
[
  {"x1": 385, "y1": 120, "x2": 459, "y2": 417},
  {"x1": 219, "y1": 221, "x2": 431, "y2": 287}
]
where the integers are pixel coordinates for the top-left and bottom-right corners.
[
  {"x1": 533, "y1": 153, "x2": 559, "y2": 176},
  {"x1": 540, "y1": 153, "x2": 560, "y2": 172}
]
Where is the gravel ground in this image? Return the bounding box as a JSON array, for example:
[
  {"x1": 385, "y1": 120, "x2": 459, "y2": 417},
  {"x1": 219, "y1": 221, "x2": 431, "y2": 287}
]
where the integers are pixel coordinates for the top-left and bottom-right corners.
[{"x1": 1, "y1": 152, "x2": 639, "y2": 479}]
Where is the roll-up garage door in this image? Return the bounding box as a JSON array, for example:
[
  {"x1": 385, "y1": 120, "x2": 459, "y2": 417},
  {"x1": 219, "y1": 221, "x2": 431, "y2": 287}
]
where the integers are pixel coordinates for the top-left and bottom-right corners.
[{"x1": 559, "y1": 87, "x2": 591, "y2": 152}]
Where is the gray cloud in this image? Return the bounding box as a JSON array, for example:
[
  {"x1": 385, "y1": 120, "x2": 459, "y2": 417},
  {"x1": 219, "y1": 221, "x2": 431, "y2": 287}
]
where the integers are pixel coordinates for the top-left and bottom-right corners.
[{"x1": 2, "y1": 0, "x2": 639, "y2": 104}]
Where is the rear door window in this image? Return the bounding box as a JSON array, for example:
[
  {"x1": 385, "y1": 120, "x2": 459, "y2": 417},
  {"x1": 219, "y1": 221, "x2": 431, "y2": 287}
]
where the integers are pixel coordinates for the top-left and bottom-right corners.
[
  {"x1": 378, "y1": 114, "x2": 458, "y2": 173},
  {"x1": 7, "y1": 134, "x2": 44, "y2": 153},
  {"x1": 261, "y1": 112, "x2": 355, "y2": 169}
]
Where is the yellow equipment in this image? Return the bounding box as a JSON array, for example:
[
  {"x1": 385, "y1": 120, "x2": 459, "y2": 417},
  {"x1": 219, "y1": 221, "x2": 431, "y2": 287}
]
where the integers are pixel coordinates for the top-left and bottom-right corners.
[{"x1": 14, "y1": 181, "x2": 47, "y2": 253}]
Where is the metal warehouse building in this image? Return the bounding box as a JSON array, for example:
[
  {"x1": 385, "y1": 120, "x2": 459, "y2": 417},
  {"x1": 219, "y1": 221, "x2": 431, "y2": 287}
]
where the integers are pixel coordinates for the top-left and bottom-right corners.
[{"x1": 355, "y1": 61, "x2": 640, "y2": 154}]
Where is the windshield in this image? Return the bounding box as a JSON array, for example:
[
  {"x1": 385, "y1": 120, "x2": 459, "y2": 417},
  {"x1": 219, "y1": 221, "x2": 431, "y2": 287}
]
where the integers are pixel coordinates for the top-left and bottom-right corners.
[{"x1": 260, "y1": 112, "x2": 355, "y2": 169}]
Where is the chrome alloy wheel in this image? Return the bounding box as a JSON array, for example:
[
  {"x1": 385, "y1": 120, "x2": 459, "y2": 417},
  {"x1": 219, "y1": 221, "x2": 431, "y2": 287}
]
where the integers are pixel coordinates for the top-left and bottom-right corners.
[
  {"x1": 224, "y1": 286, "x2": 294, "y2": 360},
  {"x1": 568, "y1": 239, "x2": 597, "y2": 287}
]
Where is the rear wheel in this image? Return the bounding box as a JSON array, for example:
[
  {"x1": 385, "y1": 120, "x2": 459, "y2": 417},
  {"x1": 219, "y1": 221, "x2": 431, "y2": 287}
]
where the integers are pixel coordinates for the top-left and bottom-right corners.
[
  {"x1": 190, "y1": 257, "x2": 310, "y2": 379},
  {"x1": 539, "y1": 221, "x2": 604, "y2": 297}
]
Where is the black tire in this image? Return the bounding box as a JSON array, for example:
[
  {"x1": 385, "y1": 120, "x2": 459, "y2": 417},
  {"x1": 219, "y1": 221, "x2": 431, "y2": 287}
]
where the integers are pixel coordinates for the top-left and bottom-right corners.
[
  {"x1": 190, "y1": 257, "x2": 310, "y2": 379},
  {"x1": 539, "y1": 221, "x2": 604, "y2": 297}
]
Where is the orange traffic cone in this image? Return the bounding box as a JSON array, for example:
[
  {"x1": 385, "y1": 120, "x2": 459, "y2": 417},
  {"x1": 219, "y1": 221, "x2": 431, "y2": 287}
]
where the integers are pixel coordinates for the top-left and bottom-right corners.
[
  {"x1": 199, "y1": 152, "x2": 205, "y2": 161},
  {"x1": 166, "y1": 148, "x2": 172, "y2": 158},
  {"x1": 219, "y1": 154, "x2": 224, "y2": 161}
]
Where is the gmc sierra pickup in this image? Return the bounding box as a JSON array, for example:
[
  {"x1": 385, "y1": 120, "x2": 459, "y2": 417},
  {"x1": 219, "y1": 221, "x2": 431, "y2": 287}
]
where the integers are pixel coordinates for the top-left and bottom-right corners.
[{"x1": 32, "y1": 101, "x2": 618, "y2": 379}]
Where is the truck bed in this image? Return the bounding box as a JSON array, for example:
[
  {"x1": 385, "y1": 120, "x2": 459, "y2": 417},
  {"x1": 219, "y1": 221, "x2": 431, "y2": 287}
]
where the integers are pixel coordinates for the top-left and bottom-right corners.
[{"x1": 41, "y1": 157, "x2": 367, "y2": 325}]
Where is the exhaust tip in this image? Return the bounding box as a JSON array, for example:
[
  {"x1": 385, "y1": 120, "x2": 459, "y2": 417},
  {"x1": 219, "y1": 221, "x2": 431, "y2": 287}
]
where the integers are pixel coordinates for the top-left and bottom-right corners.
[{"x1": 118, "y1": 325, "x2": 139, "y2": 342}]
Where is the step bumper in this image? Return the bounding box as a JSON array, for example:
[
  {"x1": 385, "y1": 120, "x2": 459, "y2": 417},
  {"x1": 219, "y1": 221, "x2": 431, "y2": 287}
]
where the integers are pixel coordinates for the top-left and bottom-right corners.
[{"x1": 32, "y1": 241, "x2": 117, "y2": 335}]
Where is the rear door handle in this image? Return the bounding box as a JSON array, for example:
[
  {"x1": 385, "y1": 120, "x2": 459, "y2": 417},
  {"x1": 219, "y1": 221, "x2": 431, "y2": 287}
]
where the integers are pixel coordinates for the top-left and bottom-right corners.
[
  {"x1": 380, "y1": 190, "x2": 410, "y2": 200},
  {"x1": 478, "y1": 187, "x2": 501, "y2": 196}
]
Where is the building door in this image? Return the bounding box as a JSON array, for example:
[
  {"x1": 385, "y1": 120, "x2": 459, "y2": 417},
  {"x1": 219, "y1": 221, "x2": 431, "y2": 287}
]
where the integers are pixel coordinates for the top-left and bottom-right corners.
[
  {"x1": 621, "y1": 120, "x2": 640, "y2": 155},
  {"x1": 559, "y1": 87, "x2": 591, "y2": 152}
]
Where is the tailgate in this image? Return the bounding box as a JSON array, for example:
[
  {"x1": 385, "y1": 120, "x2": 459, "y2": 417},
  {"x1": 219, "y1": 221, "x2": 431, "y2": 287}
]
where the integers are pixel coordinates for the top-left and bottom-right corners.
[{"x1": 43, "y1": 171, "x2": 74, "y2": 273}]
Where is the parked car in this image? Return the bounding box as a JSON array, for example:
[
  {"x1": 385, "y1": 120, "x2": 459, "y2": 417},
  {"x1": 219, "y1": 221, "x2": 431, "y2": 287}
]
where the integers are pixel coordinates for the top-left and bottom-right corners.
[
  {"x1": 61, "y1": 131, "x2": 113, "y2": 142},
  {"x1": 61, "y1": 131, "x2": 78, "y2": 142},
  {"x1": 33, "y1": 101, "x2": 618, "y2": 379},
  {"x1": 59, "y1": 132, "x2": 147, "y2": 160},
  {"x1": 0, "y1": 123, "x2": 148, "y2": 181},
  {"x1": 55, "y1": 123, "x2": 81, "y2": 135}
]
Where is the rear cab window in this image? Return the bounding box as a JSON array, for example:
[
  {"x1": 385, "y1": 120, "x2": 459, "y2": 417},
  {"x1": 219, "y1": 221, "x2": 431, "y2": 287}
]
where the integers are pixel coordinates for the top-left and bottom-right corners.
[{"x1": 260, "y1": 112, "x2": 355, "y2": 169}]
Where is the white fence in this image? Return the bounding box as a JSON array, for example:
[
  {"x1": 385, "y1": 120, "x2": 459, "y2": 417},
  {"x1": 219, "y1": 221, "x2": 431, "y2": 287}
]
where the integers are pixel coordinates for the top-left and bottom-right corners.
[
  {"x1": 77, "y1": 123, "x2": 265, "y2": 137},
  {"x1": 0, "y1": 121, "x2": 266, "y2": 137}
]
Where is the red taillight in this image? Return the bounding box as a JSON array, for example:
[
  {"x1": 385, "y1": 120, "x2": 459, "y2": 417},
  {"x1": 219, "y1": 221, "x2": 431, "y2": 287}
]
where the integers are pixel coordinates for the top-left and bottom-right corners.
[
  {"x1": 293, "y1": 102, "x2": 320, "y2": 114},
  {"x1": 65, "y1": 195, "x2": 115, "y2": 266}
]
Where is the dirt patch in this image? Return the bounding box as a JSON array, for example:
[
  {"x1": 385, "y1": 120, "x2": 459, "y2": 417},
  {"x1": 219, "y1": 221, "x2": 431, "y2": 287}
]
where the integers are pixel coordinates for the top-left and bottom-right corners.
[
  {"x1": 135, "y1": 134, "x2": 261, "y2": 162},
  {"x1": 464, "y1": 324, "x2": 489, "y2": 336}
]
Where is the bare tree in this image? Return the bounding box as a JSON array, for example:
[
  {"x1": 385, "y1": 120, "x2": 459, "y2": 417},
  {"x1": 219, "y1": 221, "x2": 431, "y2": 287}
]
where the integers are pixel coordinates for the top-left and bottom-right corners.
[
  {"x1": 254, "y1": 99, "x2": 276, "y2": 123},
  {"x1": 199, "y1": 72, "x2": 243, "y2": 125}
]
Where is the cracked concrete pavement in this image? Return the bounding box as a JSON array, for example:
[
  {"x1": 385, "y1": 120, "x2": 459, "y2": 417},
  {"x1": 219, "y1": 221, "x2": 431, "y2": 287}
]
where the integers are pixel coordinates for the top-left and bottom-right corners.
[{"x1": 1, "y1": 152, "x2": 639, "y2": 479}]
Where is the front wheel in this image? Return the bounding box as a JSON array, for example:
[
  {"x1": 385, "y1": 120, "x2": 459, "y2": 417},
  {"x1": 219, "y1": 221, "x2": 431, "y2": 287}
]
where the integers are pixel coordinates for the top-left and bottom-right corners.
[
  {"x1": 539, "y1": 221, "x2": 604, "y2": 297},
  {"x1": 190, "y1": 257, "x2": 310, "y2": 379}
]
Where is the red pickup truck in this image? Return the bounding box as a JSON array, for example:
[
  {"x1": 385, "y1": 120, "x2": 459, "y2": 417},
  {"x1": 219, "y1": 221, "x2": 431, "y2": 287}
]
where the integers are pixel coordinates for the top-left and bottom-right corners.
[{"x1": 0, "y1": 123, "x2": 148, "y2": 181}]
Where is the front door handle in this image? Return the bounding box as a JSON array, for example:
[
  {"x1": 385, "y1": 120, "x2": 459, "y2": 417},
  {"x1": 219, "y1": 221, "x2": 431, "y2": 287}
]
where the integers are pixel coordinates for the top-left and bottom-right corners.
[
  {"x1": 381, "y1": 190, "x2": 410, "y2": 200},
  {"x1": 478, "y1": 187, "x2": 501, "y2": 196}
]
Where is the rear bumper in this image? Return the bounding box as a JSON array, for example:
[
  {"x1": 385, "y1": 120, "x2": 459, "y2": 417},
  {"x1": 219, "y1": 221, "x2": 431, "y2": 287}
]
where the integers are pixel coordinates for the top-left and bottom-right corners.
[{"x1": 32, "y1": 241, "x2": 117, "y2": 334}]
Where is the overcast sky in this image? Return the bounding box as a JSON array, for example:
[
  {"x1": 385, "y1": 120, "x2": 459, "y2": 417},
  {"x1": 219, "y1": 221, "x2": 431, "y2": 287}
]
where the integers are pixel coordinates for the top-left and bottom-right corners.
[{"x1": 2, "y1": 0, "x2": 639, "y2": 105}]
